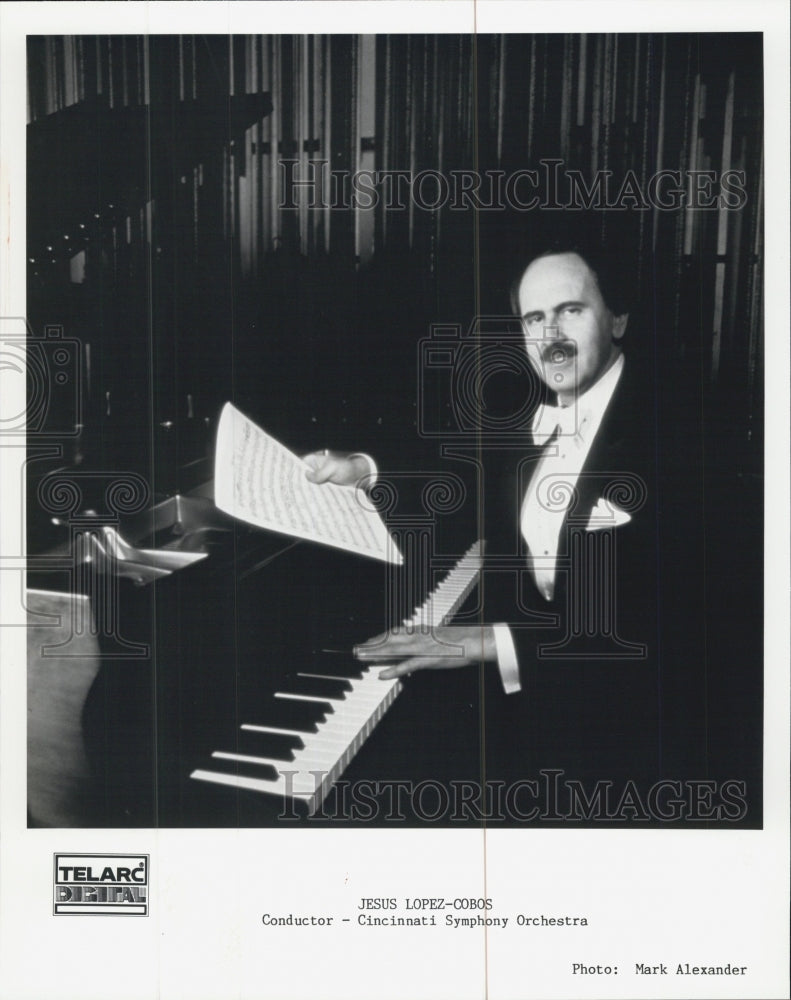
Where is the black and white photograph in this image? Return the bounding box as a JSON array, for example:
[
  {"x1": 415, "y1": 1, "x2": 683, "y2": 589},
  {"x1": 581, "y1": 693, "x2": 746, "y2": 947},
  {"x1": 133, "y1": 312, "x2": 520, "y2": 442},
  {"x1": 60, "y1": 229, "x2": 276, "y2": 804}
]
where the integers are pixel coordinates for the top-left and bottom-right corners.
[
  {"x1": 1, "y1": 3, "x2": 788, "y2": 999},
  {"x1": 23, "y1": 29, "x2": 766, "y2": 828}
]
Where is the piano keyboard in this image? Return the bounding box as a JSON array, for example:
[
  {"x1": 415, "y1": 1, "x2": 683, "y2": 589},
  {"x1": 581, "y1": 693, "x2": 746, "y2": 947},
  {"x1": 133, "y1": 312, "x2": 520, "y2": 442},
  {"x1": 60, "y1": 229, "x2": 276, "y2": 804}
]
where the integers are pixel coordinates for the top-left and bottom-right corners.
[{"x1": 189, "y1": 540, "x2": 483, "y2": 814}]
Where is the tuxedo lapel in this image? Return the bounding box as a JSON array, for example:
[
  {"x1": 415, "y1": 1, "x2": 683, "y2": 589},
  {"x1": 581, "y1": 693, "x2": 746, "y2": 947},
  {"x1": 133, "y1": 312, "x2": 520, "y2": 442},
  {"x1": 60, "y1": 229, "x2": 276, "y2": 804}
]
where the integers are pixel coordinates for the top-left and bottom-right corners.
[{"x1": 569, "y1": 359, "x2": 654, "y2": 524}]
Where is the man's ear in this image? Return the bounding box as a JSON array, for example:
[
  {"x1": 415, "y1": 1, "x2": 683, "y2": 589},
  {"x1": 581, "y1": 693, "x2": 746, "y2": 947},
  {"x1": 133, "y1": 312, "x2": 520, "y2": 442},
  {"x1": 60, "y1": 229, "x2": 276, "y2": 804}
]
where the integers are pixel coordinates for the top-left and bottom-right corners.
[{"x1": 612, "y1": 313, "x2": 629, "y2": 341}]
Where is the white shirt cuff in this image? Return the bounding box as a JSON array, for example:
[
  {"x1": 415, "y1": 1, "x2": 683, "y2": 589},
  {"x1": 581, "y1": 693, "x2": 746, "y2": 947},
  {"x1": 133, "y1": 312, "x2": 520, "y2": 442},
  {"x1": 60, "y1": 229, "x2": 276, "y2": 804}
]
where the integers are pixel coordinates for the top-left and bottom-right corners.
[{"x1": 492, "y1": 623, "x2": 521, "y2": 694}]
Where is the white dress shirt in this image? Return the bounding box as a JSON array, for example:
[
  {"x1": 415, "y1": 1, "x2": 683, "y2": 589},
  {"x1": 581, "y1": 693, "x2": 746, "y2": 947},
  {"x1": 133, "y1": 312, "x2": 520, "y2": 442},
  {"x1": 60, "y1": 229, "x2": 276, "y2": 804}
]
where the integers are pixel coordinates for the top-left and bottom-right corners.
[{"x1": 492, "y1": 354, "x2": 625, "y2": 693}]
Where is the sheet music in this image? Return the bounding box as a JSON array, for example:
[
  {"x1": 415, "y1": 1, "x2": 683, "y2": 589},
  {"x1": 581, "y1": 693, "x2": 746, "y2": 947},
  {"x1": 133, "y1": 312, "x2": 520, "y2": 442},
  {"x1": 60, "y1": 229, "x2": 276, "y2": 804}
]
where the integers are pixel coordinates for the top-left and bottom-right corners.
[{"x1": 213, "y1": 402, "x2": 402, "y2": 564}]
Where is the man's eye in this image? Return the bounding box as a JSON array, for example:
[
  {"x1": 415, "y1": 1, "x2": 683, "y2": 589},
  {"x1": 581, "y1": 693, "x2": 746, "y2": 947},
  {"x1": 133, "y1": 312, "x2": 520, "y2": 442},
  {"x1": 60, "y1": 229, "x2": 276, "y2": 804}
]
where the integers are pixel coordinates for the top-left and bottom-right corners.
[{"x1": 562, "y1": 306, "x2": 582, "y2": 317}]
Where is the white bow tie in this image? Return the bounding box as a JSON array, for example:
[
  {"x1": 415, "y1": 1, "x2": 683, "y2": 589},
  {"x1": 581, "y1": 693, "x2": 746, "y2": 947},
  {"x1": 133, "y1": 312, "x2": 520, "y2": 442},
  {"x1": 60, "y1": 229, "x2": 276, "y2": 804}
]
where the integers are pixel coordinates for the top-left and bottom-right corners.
[{"x1": 532, "y1": 402, "x2": 580, "y2": 445}]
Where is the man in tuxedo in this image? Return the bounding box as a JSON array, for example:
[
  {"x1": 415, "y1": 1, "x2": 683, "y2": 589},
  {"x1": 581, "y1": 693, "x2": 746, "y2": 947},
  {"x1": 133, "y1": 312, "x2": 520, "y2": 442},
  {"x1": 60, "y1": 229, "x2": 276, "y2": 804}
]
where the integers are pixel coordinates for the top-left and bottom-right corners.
[{"x1": 306, "y1": 235, "x2": 747, "y2": 811}]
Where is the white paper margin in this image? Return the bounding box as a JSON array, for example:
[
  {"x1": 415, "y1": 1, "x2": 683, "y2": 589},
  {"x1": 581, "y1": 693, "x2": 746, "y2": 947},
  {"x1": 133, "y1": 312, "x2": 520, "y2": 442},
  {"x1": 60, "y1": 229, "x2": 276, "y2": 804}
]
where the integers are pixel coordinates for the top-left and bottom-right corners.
[{"x1": 1, "y1": 4, "x2": 788, "y2": 1000}]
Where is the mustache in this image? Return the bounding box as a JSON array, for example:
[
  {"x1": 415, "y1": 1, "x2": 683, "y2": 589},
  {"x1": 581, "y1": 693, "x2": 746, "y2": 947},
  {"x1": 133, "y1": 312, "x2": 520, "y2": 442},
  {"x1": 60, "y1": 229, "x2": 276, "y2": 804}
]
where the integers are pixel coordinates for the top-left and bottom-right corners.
[{"x1": 539, "y1": 341, "x2": 577, "y2": 363}]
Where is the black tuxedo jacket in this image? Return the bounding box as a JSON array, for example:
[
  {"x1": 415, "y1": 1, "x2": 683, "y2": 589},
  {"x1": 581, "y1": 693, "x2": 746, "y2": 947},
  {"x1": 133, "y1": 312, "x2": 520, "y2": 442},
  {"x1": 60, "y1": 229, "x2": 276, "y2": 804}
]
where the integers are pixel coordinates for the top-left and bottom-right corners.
[
  {"x1": 472, "y1": 357, "x2": 737, "y2": 805},
  {"x1": 348, "y1": 353, "x2": 759, "y2": 826}
]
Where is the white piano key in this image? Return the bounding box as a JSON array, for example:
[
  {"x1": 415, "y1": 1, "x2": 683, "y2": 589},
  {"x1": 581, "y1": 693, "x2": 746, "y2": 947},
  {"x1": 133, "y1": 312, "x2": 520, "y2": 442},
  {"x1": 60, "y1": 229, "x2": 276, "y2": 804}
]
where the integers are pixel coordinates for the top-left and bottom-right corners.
[
  {"x1": 212, "y1": 751, "x2": 285, "y2": 767},
  {"x1": 240, "y1": 724, "x2": 305, "y2": 738},
  {"x1": 273, "y1": 692, "x2": 342, "y2": 704},
  {"x1": 297, "y1": 672, "x2": 357, "y2": 682}
]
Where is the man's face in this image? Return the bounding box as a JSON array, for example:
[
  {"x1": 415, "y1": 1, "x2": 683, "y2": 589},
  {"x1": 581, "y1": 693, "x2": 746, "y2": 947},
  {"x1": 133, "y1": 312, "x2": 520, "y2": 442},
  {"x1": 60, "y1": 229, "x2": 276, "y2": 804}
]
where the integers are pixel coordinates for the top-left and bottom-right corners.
[{"x1": 517, "y1": 252, "x2": 628, "y2": 403}]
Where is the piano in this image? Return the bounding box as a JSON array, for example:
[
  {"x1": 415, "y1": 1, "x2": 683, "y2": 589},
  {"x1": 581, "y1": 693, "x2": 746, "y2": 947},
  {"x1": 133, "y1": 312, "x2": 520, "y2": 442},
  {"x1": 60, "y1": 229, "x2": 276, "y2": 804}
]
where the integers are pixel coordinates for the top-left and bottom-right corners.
[
  {"x1": 189, "y1": 539, "x2": 483, "y2": 815},
  {"x1": 29, "y1": 479, "x2": 484, "y2": 827}
]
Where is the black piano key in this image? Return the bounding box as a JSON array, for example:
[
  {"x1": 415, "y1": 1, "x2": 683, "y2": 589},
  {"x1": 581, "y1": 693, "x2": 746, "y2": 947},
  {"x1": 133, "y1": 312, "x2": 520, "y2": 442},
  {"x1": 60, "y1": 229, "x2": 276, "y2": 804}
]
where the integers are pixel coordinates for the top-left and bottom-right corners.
[
  {"x1": 258, "y1": 698, "x2": 333, "y2": 732},
  {"x1": 280, "y1": 675, "x2": 352, "y2": 700},
  {"x1": 235, "y1": 729, "x2": 304, "y2": 761}
]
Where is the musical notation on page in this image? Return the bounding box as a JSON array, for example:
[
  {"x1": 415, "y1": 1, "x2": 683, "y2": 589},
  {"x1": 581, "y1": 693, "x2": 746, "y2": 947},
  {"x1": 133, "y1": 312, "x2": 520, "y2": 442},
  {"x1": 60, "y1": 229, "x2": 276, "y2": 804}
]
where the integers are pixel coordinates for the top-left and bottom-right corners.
[{"x1": 213, "y1": 403, "x2": 402, "y2": 564}]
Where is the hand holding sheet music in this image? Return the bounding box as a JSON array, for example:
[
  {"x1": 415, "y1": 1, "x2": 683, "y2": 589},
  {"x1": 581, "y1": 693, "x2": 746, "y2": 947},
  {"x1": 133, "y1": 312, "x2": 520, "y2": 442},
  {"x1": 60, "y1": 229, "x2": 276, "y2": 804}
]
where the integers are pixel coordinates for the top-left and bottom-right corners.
[{"x1": 213, "y1": 402, "x2": 402, "y2": 564}]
